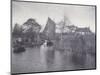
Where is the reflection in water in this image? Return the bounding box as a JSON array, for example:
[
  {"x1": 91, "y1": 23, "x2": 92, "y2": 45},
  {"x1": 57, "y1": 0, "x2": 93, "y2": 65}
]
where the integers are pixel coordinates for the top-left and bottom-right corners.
[
  {"x1": 71, "y1": 53, "x2": 86, "y2": 68},
  {"x1": 12, "y1": 45, "x2": 95, "y2": 73},
  {"x1": 40, "y1": 44, "x2": 55, "y2": 71}
]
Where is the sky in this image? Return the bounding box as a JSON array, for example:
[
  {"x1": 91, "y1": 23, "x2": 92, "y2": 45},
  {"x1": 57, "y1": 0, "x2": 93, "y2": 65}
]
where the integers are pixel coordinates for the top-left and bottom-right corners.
[{"x1": 12, "y1": 1, "x2": 96, "y2": 32}]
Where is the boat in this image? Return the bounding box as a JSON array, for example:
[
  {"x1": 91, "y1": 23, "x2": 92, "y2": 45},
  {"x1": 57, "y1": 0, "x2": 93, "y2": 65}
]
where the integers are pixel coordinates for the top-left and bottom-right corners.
[
  {"x1": 43, "y1": 17, "x2": 56, "y2": 47},
  {"x1": 13, "y1": 46, "x2": 26, "y2": 53}
]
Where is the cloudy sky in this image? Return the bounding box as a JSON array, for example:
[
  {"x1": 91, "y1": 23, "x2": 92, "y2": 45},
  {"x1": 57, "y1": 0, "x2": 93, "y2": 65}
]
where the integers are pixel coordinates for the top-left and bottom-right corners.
[{"x1": 12, "y1": 1, "x2": 96, "y2": 32}]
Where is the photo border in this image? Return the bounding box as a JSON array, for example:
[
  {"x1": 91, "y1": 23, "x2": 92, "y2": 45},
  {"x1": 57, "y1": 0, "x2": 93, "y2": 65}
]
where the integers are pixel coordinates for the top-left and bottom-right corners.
[{"x1": 10, "y1": 0, "x2": 97, "y2": 74}]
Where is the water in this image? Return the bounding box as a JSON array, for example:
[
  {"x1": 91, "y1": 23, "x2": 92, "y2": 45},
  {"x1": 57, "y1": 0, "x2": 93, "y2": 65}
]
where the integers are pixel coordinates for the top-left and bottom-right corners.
[{"x1": 11, "y1": 45, "x2": 96, "y2": 73}]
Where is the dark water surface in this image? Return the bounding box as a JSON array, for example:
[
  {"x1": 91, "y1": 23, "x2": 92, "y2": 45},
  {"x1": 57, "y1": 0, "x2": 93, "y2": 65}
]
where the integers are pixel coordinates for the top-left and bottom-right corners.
[{"x1": 11, "y1": 46, "x2": 95, "y2": 73}]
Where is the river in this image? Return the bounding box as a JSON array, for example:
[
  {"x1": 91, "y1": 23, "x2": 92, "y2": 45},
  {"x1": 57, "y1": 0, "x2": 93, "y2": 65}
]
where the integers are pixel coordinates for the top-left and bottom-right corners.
[{"x1": 11, "y1": 45, "x2": 96, "y2": 73}]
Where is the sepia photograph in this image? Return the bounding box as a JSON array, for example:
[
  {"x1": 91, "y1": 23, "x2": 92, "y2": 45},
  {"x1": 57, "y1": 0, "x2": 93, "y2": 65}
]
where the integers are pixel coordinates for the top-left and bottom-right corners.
[{"x1": 11, "y1": 0, "x2": 96, "y2": 74}]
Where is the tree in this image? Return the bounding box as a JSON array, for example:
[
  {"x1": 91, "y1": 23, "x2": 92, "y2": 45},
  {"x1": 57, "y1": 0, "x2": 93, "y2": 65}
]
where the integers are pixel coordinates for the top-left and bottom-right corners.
[
  {"x1": 22, "y1": 18, "x2": 41, "y2": 33},
  {"x1": 22, "y1": 18, "x2": 42, "y2": 45},
  {"x1": 12, "y1": 23, "x2": 23, "y2": 37}
]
